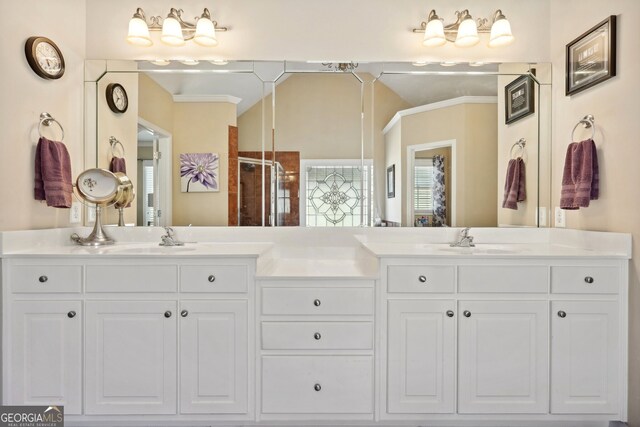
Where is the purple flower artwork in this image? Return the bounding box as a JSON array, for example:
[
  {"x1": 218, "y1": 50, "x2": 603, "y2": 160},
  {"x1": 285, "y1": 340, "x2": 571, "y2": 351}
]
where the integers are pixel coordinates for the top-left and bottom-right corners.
[{"x1": 180, "y1": 153, "x2": 219, "y2": 193}]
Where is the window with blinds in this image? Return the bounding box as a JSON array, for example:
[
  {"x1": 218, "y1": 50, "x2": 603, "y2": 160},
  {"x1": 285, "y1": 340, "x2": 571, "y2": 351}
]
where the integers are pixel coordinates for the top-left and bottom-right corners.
[{"x1": 414, "y1": 158, "x2": 434, "y2": 213}]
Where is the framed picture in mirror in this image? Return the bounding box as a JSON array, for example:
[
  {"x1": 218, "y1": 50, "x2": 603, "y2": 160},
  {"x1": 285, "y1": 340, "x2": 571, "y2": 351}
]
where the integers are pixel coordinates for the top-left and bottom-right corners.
[
  {"x1": 566, "y1": 15, "x2": 616, "y2": 96},
  {"x1": 387, "y1": 165, "x2": 395, "y2": 198},
  {"x1": 505, "y1": 75, "x2": 535, "y2": 124}
]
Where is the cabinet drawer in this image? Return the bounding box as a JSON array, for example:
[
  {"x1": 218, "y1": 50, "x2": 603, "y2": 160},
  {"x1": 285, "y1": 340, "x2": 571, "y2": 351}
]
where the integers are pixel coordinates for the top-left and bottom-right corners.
[
  {"x1": 262, "y1": 322, "x2": 373, "y2": 350},
  {"x1": 551, "y1": 266, "x2": 619, "y2": 294},
  {"x1": 86, "y1": 265, "x2": 177, "y2": 292},
  {"x1": 180, "y1": 265, "x2": 247, "y2": 293},
  {"x1": 11, "y1": 265, "x2": 82, "y2": 293},
  {"x1": 262, "y1": 356, "x2": 373, "y2": 414},
  {"x1": 262, "y1": 287, "x2": 373, "y2": 316},
  {"x1": 458, "y1": 265, "x2": 547, "y2": 293},
  {"x1": 387, "y1": 265, "x2": 455, "y2": 293}
]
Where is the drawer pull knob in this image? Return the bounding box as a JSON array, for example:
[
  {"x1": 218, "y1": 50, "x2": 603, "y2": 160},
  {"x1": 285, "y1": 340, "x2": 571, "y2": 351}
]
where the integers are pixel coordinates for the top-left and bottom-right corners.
[
  {"x1": 584, "y1": 276, "x2": 594, "y2": 284},
  {"x1": 314, "y1": 332, "x2": 322, "y2": 340},
  {"x1": 38, "y1": 275, "x2": 48, "y2": 283},
  {"x1": 67, "y1": 311, "x2": 76, "y2": 318},
  {"x1": 164, "y1": 311, "x2": 172, "y2": 318},
  {"x1": 558, "y1": 310, "x2": 567, "y2": 318},
  {"x1": 446, "y1": 310, "x2": 454, "y2": 318},
  {"x1": 313, "y1": 299, "x2": 321, "y2": 307},
  {"x1": 418, "y1": 275, "x2": 427, "y2": 283},
  {"x1": 463, "y1": 310, "x2": 471, "y2": 318},
  {"x1": 181, "y1": 310, "x2": 189, "y2": 318},
  {"x1": 208, "y1": 275, "x2": 216, "y2": 283},
  {"x1": 314, "y1": 383, "x2": 322, "y2": 391}
]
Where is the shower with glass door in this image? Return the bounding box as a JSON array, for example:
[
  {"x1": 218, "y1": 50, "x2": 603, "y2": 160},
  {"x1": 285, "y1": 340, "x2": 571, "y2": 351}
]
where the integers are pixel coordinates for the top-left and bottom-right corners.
[{"x1": 238, "y1": 157, "x2": 285, "y2": 226}]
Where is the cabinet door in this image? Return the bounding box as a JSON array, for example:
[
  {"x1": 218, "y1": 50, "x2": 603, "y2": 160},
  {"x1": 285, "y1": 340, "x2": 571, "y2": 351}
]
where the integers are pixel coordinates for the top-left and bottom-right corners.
[
  {"x1": 85, "y1": 300, "x2": 177, "y2": 414},
  {"x1": 387, "y1": 299, "x2": 455, "y2": 413},
  {"x1": 180, "y1": 300, "x2": 248, "y2": 414},
  {"x1": 551, "y1": 301, "x2": 618, "y2": 414},
  {"x1": 458, "y1": 300, "x2": 548, "y2": 414},
  {"x1": 11, "y1": 301, "x2": 82, "y2": 414}
]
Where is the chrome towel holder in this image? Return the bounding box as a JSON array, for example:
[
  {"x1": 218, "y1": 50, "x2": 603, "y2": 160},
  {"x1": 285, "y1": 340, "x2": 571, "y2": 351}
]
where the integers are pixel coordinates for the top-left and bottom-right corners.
[
  {"x1": 571, "y1": 114, "x2": 595, "y2": 141},
  {"x1": 510, "y1": 138, "x2": 526, "y2": 159},
  {"x1": 109, "y1": 136, "x2": 125, "y2": 157},
  {"x1": 38, "y1": 112, "x2": 64, "y2": 141}
]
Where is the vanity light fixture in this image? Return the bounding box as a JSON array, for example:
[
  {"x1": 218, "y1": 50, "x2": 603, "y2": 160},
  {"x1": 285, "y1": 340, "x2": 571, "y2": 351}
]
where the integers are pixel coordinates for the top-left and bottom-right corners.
[
  {"x1": 411, "y1": 61, "x2": 430, "y2": 67},
  {"x1": 413, "y1": 9, "x2": 514, "y2": 48},
  {"x1": 179, "y1": 59, "x2": 200, "y2": 66},
  {"x1": 150, "y1": 59, "x2": 171, "y2": 66},
  {"x1": 126, "y1": 7, "x2": 228, "y2": 47},
  {"x1": 322, "y1": 62, "x2": 358, "y2": 72},
  {"x1": 209, "y1": 59, "x2": 229, "y2": 65},
  {"x1": 440, "y1": 61, "x2": 458, "y2": 67}
]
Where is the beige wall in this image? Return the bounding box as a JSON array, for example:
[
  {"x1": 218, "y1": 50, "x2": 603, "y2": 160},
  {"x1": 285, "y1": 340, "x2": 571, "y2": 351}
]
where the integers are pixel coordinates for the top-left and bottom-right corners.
[
  {"x1": 0, "y1": 0, "x2": 86, "y2": 231},
  {"x1": 138, "y1": 74, "x2": 174, "y2": 135},
  {"x1": 172, "y1": 103, "x2": 236, "y2": 226},
  {"x1": 386, "y1": 102, "x2": 498, "y2": 227},
  {"x1": 549, "y1": 2, "x2": 640, "y2": 424},
  {"x1": 384, "y1": 122, "x2": 402, "y2": 223},
  {"x1": 96, "y1": 72, "x2": 139, "y2": 225}
]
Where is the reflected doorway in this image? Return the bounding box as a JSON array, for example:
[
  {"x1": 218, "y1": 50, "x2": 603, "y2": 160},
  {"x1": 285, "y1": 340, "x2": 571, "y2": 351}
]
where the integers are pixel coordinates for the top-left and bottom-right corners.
[{"x1": 137, "y1": 118, "x2": 172, "y2": 226}]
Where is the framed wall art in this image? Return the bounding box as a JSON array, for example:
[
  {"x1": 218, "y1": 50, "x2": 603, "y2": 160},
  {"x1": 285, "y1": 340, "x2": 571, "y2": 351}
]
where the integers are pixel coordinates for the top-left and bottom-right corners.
[
  {"x1": 505, "y1": 75, "x2": 535, "y2": 125},
  {"x1": 566, "y1": 16, "x2": 617, "y2": 96}
]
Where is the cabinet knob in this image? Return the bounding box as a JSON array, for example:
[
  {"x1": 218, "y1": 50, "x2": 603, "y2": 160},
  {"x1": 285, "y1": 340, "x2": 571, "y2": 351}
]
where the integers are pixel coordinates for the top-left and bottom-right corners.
[
  {"x1": 313, "y1": 299, "x2": 321, "y2": 307},
  {"x1": 181, "y1": 310, "x2": 189, "y2": 318},
  {"x1": 208, "y1": 275, "x2": 216, "y2": 283},
  {"x1": 446, "y1": 310, "x2": 454, "y2": 318},
  {"x1": 418, "y1": 275, "x2": 427, "y2": 283},
  {"x1": 557, "y1": 310, "x2": 567, "y2": 318},
  {"x1": 463, "y1": 310, "x2": 471, "y2": 318},
  {"x1": 314, "y1": 383, "x2": 322, "y2": 391},
  {"x1": 67, "y1": 311, "x2": 76, "y2": 318},
  {"x1": 38, "y1": 275, "x2": 48, "y2": 283},
  {"x1": 314, "y1": 332, "x2": 322, "y2": 340},
  {"x1": 164, "y1": 311, "x2": 172, "y2": 318},
  {"x1": 584, "y1": 276, "x2": 594, "y2": 284}
]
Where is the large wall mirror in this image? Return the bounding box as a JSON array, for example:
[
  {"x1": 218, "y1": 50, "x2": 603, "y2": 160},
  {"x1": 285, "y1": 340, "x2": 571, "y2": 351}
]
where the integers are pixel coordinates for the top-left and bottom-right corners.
[{"x1": 87, "y1": 60, "x2": 550, "y2": 228}]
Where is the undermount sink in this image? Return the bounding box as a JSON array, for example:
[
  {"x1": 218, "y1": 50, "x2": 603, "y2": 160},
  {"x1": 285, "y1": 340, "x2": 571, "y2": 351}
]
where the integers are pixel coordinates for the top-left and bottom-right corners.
[
  {"x1": 438, "y1": 244, "x2": 518, "y2": 254},
  {"x1": 106, "y1": 245, "x2": 197, "y2": 254}
]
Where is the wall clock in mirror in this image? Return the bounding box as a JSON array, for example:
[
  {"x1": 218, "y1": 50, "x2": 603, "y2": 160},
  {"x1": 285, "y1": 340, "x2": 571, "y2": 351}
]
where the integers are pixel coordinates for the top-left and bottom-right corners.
[
  {"x1": 24, "y1": 36, "x2": 65, "y2": 80},
  {"x1": 106, "y1": 83, "x2": 129, "y2": 114}
]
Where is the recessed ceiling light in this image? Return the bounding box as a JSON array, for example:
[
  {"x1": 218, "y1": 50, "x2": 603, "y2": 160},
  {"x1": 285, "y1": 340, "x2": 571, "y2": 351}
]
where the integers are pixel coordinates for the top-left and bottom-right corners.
[
  {"x1": 150, "y1": 59, "x2": 171, "y2": 66},
  {"x1": 412, "y1": 61, "x2": 429, "y2": 67},
  {"x1": 209, "y1": 59, "x2": 229, "y2": 66},
  {"x1": 469, "y1": 61, "x2": 487, "y2": 67},
  {"x1": 180, "y1": 59, "x2": 200, "y2": 66},
  {"x1": 440, "y1": 61, "x2": 458, "y2": 67}
]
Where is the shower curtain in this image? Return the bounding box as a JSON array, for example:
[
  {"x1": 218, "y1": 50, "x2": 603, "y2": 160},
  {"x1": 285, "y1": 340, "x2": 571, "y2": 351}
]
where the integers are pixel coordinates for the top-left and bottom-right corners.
[{"x1": 432, "y1": 155, "x2": 446, "y2": 226}]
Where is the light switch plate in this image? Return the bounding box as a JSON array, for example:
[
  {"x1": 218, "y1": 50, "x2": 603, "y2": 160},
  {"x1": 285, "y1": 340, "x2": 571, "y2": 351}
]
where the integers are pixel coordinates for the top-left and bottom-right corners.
[
  {"x1": 537, "y1": 207, "x2": 547, "y2": 227},
  {"x1": 555, "y1": 207, "x2": 566, "y2": 228},
  {"x1": 69, "y1": 202, "x2": 82, "y2": 224},
  {"x1": 87, "y1": 206, "x2": 96, "y2": 223}
]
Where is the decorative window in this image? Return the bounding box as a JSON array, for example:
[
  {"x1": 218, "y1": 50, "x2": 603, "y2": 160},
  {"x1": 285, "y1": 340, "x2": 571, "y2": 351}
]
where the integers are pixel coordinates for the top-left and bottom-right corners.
[
  {"x1": 414, "y1": 158, "x2": 434, "y2": 213},
  {"x1": 302, "y1": 161, "x2": 372, "y2": 227}
]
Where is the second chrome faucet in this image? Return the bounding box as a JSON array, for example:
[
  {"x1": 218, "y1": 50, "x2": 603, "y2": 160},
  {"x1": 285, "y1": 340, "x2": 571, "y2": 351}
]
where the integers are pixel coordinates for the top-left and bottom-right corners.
[{"x1": 450, "y1": 227, "x2": 475, "y2": 248}]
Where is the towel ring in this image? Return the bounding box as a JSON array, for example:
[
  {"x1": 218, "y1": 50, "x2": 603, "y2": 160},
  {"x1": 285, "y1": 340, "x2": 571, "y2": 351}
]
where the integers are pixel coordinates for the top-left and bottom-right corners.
[
  {"x1": 510, "y1": 138, "x2": 526, "y2": 159},
  {"x1": 571, "y1": 114, "x2": 595, "y2": 141},
  {"x1": 38, "y1": 112, "x2": 64, "y2": 141},
  {"x1": 109, "y1": 136, "x2": 125, "y2": 157}
]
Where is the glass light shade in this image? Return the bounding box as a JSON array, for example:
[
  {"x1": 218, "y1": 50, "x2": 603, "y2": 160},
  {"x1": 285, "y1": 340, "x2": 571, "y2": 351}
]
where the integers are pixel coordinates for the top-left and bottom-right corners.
[
  {"x1": 489, "y1": 17, "x2": 514, "y2": 47},
  {"x1": 161, "y1": 16, "x2": 185, "y2": 46},
  {"x1": 127, "y1": 17, "x2": 152, "y2": 46},
  {"x1": 423, "y1": 18, "x2": 446, "y2": 47},
  {"x1": 194, "y1": 17, "x2": 218, "y2": 47},
  {"x1": 455, "y1": 17, "x2": 479, "y2": 47}
]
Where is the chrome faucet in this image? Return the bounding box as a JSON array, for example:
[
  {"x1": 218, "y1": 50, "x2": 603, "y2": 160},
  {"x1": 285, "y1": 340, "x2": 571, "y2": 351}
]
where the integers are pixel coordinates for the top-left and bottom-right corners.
[
  {"x1": 159, "y1": 227, "x2": 185, "y2": 247},
  {"x1": 451, "y1": 227, "x2": 475, "y2": 248}
]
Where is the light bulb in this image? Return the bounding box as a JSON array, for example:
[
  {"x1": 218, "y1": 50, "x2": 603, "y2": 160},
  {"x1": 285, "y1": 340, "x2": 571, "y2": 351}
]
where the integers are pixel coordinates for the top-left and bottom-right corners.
[
  {"x1": 127, "y1": 13, "x2": 152, "y2": 46},
  {"x1": 194, "y1": 16, "x2": 218, "y2": 47},
  {"x1": 455, "y1": 14, "x2": 479, "y2": 47},
  {"x1": 423, "y1": 13, "x2": 446, "y2": 47},
  {"x1": 161, "y1": 13, "x2": 185, "y2": 46},
  {"x1": 489, "y1": 15, "x2": 514, "y2": 47}
]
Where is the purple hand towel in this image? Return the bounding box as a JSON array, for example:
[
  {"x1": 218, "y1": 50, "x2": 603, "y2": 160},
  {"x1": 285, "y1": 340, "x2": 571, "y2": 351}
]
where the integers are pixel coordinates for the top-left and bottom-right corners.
[
  {"x1": 560, "y1": 139, "x2": 599, "y2": 209},
  {"x1": 34, "y1": 137, "x2": 72, "y2": 208},
  {"x1": 502, "y1": 158, "x2": 526, "y2": 210},
  {"x1": 109, "y1": 157, "x2": 127, "y2": 174}
]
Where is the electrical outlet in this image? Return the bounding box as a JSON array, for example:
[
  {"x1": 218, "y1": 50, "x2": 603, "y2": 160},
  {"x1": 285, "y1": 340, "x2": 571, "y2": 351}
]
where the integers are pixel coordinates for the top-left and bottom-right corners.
[
  {"x1": 555, "y1": 207, "x2": 566, "y2": 228},
  {"x1": 87, "y1": 206, "x2": 96, "y2": 223},
  {"x1": 537, "y1": 207, "x2": 547, "y2": 227},
  {"x1": 69, "y1": 202, "x2": 81, "y2": 224}
]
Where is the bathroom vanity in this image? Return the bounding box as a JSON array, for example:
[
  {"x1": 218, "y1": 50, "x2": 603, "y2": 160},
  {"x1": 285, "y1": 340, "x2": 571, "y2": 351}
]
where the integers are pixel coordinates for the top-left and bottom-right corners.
[{"x1": 0, "y1": 227, "x2": 631, "y2": 426}]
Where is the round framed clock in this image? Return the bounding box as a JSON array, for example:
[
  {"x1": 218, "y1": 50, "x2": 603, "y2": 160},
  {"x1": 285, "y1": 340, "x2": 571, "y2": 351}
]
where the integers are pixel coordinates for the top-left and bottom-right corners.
[
  {"x1": 25, "y1": 36, "x2": 65, "y2": 80},
  {"x1": 106, "y1": 83, "x2": 128, "y2": 114}
]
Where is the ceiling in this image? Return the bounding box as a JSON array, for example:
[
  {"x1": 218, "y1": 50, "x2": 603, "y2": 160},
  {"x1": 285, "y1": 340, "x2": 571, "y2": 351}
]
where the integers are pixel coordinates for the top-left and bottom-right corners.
[{"x1": 138, "y1": 61, "x2": 500, "y2": 116}]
